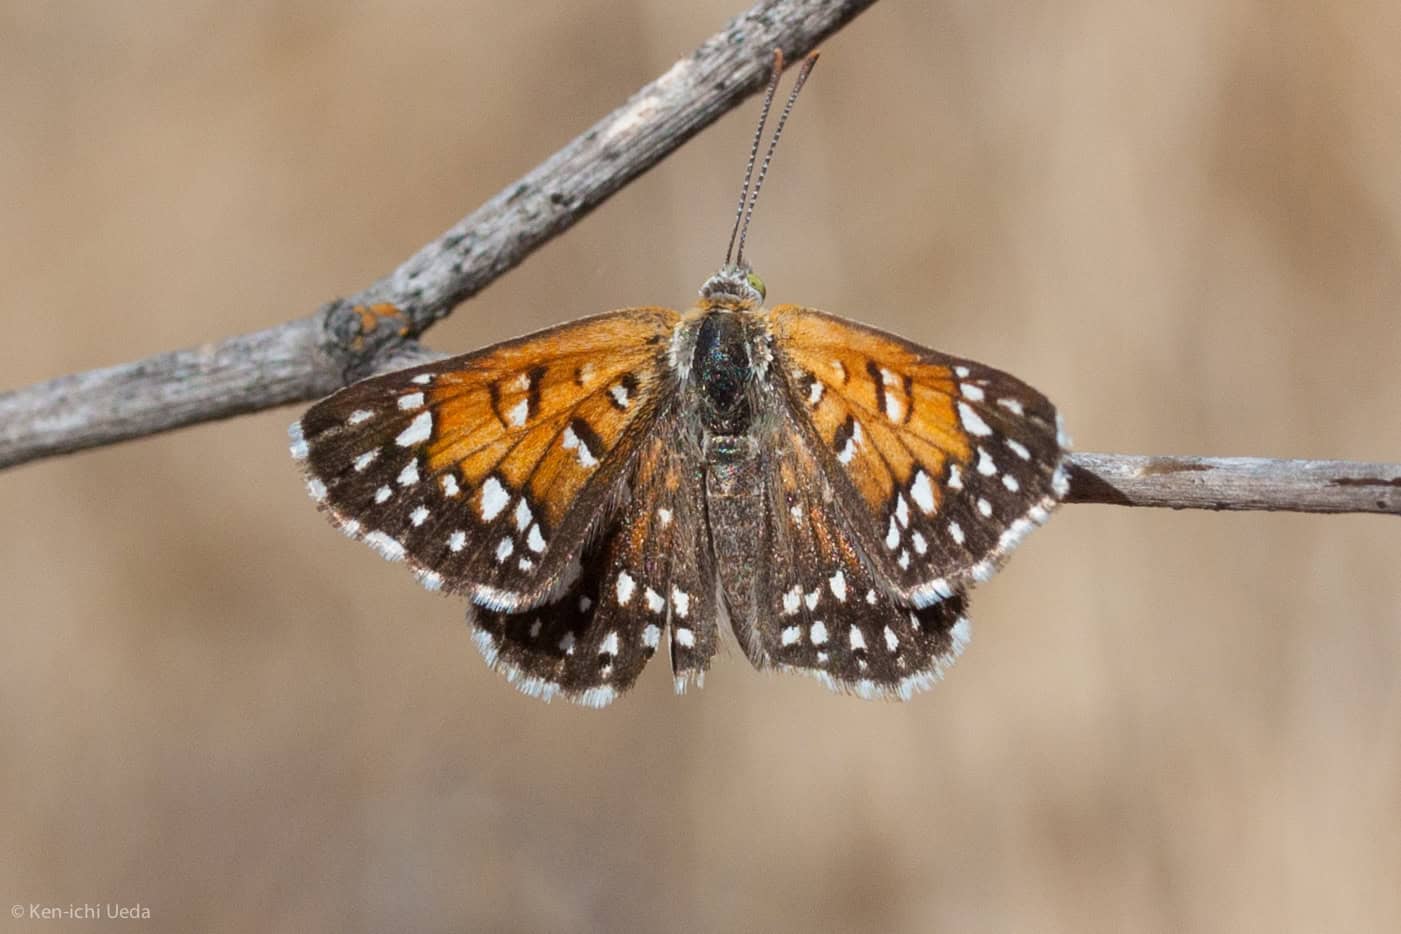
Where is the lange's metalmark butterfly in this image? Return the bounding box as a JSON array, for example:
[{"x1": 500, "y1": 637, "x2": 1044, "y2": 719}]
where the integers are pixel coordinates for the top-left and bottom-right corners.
[{"x1": 291, "y1": 50, "x2": 1069, "y2": 707}]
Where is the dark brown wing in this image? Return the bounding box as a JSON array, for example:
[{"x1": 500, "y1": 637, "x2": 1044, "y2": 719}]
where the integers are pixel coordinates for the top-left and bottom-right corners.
[
  {"x1": 736, "y1": 401, "x2": 973, "y2": 699},
  {"x1": 467, "y1": 426, "x2": 718, "y2": 707}
]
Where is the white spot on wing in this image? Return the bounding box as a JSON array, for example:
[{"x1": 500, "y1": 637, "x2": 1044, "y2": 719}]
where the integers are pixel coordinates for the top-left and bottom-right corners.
[
  {"x1": 615, "y1": 571, "x2": 636, "y2": 605},
  {"x1": 783, "y1": 586, "x2": 801, "y2": 616},
  {"x1": 948, "y1": 464, "x2": 963, "y2": 491},
  {"x1": 895, "y1": 494, "x2": 910, "y2": 528},
  {"x1": 396, "y1": 411, "x2": 433, "y2": 447},
  {"x1": 374, "y1": 485, "x2": 392, "y2": 504},
  {"x1": 958, "y1": 401, "x2": 992, "y2": 436},
  {"x1": 288, "y1": 422, "x2": 308, "y2": 460},
  {"x1": 561, "y1": 425, "x2": 598, "y2": 468},
  {"x1": 951, "y1": 616, "x2": 972, "y2": 651},
  {"x1": 480, "y1": 476, "x2": 509, "y2": 521},
  {"x1": 354, "y1": 450, "x2": 378, "y2": 472},
  {"x1": 410, "y1": 505, "x2": 430, "y2": 527},
  {"x1": 880, "y1": 368, "x2": 905, "y2": 421},
  {"x1": 657, "y1": 507, "x2": 673, "y2": 527},
  {"x1": 884, "y1": 392, "x2": 904, "y2": 422},
  {"x1": 1056, "y1": 414, "x2": 1073, "y2": 448},
  {"x1": 507, "y1": 399, "x2": 529, "y2": 427},
  {"x1": 977, "y1": 498, "x2": 993, "y2": 517},
  {"x1": 849, "y1": 627, "x2": 866, "y2": 650},
  {"x1": 781, "y1": 625, "x2": 801, "y2": 646},
  {"x1": 643, "y1": 624, "x2": 661, "y2": 648},
  {"x1": 977, "y1": 448, "x2": 997, "y2": 476},
  {"x1": 397, "y1": 459, "x2": 419, "y2": 486},
  {"x1": 364, "y1": 531, "x2": 404, "y2": 561},
  {"x1": 411, "y1": 373, "x2": 433, "y2": 385},
  {"x1": 514, "y1": 498, "x2": 533, "y2": 532},
  {"x1": 911, "y1": 470, "x2": 936, "y2": 513},
  {"x1": 306, "y1": 477, "x2": 327, "y2": 501},
  {"x1": 1002, "y1": 474, "x2": 1020, "y2": 492},
  {"x1": 810, "y1": 621, "x2": 829, "y2": 645},
  {"x1": 954, "y1": 366, "x2": 971, "y2": 378},
  {"x1": 494, "y1": 537, "x2": 514, "y2": 562},
  {"x1": 675, "y1": 627, "x2": 696, "y2": 648},
  {"x1": 808, "y1": 379, "x2": 824, "y2": 405},
  {"x1": 527, "y1": 524, "x2": 546, "y2": 553},
  {"x1": 579, "y1": 686, "x2": 618, "y2": 708},
  {"x1": 441, "y1": 474, "x2": 460, "y2": 497},
  {"x1": 671, "y1": 587, "x2": 691, "y2": 618},
  {"x1": 997, "y1": 398, "x2": 1024, "y2": 416},
  {"x1": 448, "y1": 530, "x2": 466, "y2": 552},
  {"x1": 645, "y1": 587, "x2": 666, "y2": 614},
  {"x1": 609, "y1": 383, "x2": 630, "y2": 408},
  {"x1": 884, "y1": 626, "x2": 899, "y2": 652},
  {"x1": 837, "y1": 420, "x2": 864, "y2": 465},
  {"x1": 1006, "y1": 438, "x2": 1031, "y2": 460},
  {"x1": 397, "y1": 392, "x2": 424, "y2": 411},
  {"x1": 948, "y1": 521, "x2": 965, "y2": 544},
  {"x1": 347, "y1": 409, "x2": 373, "y2": 426},
  {"x1": 600, "y1": 631, "x2": 620, "y2": 656},
  {"x1": 828, "y1": 570, "x2": 847, "y2": 602},
  {"x1": 960, "y1": 383, "x2": 985, "y2": 402}
]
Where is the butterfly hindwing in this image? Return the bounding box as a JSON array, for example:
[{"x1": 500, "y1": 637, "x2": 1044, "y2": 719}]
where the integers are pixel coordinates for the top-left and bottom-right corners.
[
  {"x1": 291, "y1": 308, "x2": 680, "y2": 609},
  {"x1": 742, "y1": 411, "x2": 973, "y2": 699},
  {"x1": 768, "y1": 305, "x2": 1068, "y2": 607},
  {"x1": 465, "y1": 423, "x2": 718, "y2": 707}
]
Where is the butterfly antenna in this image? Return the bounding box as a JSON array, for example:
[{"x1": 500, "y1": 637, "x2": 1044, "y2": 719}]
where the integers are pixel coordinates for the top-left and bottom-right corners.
[
  {"x1": 724, "y1": 50, "x2": 785, "y2": 267},
  {"x1": 734, "y1": 49, "x2": 819, "y2": 270}
]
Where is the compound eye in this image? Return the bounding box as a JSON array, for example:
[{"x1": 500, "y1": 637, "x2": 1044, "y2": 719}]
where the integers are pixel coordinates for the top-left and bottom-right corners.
[{"x1": 745, "y1": 271, "x2": 767, "y2": 300}]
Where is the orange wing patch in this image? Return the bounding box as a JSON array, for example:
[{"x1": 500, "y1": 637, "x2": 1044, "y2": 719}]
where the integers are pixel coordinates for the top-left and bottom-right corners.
[
  {"x1": 294, "y1": 307, "x2": 679, "y2": 609},
  {"x1": 767, "y1": 304, "x2": 1065, "y2": 601},
  {"x1": 420, "y1": 309, "x2": 676, "y2": 528},
  {"x1": 768, "y1": 304, "x2": 968, "y2": 515}
]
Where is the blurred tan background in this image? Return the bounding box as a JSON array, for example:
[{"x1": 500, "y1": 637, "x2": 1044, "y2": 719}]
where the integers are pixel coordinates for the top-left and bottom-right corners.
[{"x1": 3, "y1": 2, "x2": 1400, "y2": 931}]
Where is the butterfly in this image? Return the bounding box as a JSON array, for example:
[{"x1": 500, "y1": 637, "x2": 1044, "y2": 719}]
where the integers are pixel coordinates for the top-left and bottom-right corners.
[{"x1": 290, "y1": 50, "x2": 1070, "y2": 707}]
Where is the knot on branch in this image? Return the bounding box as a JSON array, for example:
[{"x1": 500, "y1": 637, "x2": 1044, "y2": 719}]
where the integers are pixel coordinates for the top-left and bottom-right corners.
[{"x1": 321, "y1": 298, "x2": 415, "y2": 383}]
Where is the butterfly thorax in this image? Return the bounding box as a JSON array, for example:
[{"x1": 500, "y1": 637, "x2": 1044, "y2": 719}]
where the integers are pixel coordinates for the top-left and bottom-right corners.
[
  {"x1": 692, "y1": 310, "x2": 757, "y2": 436},
  {"x1": 685, "y1": 266, "x2": 770, "y2": 435}
]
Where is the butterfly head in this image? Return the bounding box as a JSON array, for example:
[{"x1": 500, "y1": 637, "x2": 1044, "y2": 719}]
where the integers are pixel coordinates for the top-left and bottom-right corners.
[{"x1": 699, "y1": 264, "x2": 766, "y2": 308}]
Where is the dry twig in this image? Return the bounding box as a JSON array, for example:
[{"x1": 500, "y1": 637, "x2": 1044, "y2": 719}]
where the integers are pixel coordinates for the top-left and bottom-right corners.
[{"x1": 0, "y1": 0, "x2": 1396, "y2": 518}]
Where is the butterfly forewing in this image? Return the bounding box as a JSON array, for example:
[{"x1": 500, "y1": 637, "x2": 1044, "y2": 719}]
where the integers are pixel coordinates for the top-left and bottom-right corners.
[
  {"x1": 292, "y1": 308, "x2": 679, "y2": 609},
  {"x1": 768, "y1": 306, "x2": 1068, "y2": 607}
]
